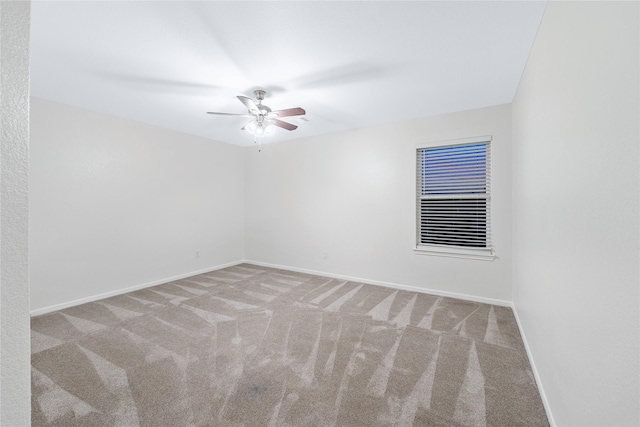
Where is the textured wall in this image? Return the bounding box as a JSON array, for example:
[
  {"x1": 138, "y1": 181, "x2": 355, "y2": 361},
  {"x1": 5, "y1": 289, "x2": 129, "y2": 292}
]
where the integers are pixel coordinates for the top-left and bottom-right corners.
[
  {"x1": 0, "y1": 0, "x2": 32, "y2": 424},
  {"x1": 246, "y1": 104, "x2": 513, "y2": 303},
  {"x1": 512, "y1": 2, "x2": 639, "y2": 425}
]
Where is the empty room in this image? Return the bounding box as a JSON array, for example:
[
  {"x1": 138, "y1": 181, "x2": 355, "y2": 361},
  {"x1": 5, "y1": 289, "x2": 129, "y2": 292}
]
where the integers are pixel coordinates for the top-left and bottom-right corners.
[{"x1": 1, "y1": 1, "x2": 638, "y2": 426}]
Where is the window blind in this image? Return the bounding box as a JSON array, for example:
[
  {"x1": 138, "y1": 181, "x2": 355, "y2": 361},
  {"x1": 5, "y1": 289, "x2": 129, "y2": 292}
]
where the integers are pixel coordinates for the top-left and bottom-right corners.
[{"x1": 417, "y1": 141, "x2": 491, "y2": 250}]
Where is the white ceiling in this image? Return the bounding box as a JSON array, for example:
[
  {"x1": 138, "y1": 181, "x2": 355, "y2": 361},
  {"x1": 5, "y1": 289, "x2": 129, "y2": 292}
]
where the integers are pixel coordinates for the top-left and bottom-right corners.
[{"x1": 30, "y1": 1, "x2": 547, "y2": 147}]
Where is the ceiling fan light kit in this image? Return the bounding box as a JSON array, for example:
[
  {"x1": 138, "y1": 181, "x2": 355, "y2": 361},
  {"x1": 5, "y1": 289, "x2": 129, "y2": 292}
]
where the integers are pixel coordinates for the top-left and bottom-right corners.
[
  {"x1": 206, "y1": 89, "x2": 306, "y2": 148},
  {"x1": 244, "y1": 118, "x2": 274, "y2": 137}
]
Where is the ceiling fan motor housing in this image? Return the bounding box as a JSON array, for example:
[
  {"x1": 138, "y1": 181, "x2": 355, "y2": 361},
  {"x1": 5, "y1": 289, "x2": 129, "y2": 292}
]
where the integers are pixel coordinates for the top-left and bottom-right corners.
[{"x1": 253, "y1": 90, "x2": 271, "y2": 115}]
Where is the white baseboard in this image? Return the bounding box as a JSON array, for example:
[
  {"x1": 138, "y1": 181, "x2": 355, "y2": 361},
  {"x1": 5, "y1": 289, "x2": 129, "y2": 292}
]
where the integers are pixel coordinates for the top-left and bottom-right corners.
[
  {"x1": 31, "y1": 258, "x2": 511, "y2": 313},
  {"x1": 29, "y1": 260, "x2": 245, "y2": 316},
  {"x1": 243, "y1": 259, "x2": 512, "y2": 307},
  {"x1": 511, "y1": 304, "x2": 556, "y2": 427}
]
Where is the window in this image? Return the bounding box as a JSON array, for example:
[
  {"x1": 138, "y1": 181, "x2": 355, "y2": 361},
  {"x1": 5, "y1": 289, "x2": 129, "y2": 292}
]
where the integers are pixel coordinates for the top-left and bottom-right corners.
[{"x1": 415, "y1": 136, "x2": 493, "y2": 259}]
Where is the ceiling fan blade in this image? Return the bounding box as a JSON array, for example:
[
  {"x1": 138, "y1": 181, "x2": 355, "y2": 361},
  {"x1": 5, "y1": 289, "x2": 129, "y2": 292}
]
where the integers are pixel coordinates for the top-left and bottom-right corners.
[
  {"x1": 207, "y1": 112, "x2": 253, "y2": 117},
  {"x1": 271, "y1": 107, "x2": 306, "y2": 118},
  {"x1": 237, "y1": 95, "x2": 260, "y2": 114},
  {"x1": 272, "y1": 119, "x2": 298, "y2": 131}
]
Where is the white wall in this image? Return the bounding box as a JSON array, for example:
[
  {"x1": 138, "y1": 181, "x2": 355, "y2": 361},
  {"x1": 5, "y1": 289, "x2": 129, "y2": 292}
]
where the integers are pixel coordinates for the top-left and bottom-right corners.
[
  {"x1": 30, "y1": 98, "x2": 245, "y2": 312},
  {"x1": 512, "y1": 2, "x2": 639, "y2": 426},
  {"x1": 0, "y1": 0, "x2": 31, "y2": 424},
  {"x1": 246, "y1": 104, "x2": 512, "y2": 302}
]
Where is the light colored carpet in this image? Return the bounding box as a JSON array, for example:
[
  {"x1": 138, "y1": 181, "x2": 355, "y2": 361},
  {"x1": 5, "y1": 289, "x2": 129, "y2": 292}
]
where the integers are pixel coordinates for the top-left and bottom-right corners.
[{"x1": 31, "y1": 264, "x2": 548, "y2": 426}]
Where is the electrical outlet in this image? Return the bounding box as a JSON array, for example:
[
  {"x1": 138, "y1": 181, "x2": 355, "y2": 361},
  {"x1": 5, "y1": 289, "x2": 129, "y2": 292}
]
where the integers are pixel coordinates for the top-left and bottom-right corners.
[
  {"x1": 195, "y1": 250, "x2": 200, "y2": 258},
  {"x1": 322, "y1": 251, "x2": 328, "y2": 259}
]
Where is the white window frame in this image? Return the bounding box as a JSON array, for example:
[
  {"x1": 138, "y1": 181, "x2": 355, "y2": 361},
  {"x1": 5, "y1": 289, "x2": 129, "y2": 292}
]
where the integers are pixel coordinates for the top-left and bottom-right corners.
[{"x1": 414, "y1": 135, "x2": 495, "y2": 261}]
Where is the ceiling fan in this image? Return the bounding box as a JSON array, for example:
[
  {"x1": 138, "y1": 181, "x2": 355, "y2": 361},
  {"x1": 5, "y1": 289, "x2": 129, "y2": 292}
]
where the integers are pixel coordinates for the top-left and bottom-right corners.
[{"x1": 207, "y1": 89, "x2": 306, "y2": 138}]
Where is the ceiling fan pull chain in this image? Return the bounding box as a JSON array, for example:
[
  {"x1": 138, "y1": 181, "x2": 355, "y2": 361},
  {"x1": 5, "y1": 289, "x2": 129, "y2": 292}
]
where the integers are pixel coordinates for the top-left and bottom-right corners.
[{"x1": 253, "y1": 134, "x2": 262, "y2": 152}]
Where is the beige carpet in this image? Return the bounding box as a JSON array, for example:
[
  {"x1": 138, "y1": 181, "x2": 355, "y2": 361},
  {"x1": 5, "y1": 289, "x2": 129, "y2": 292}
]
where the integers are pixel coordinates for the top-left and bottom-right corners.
[{"x1": 31, "y1": 264, "x2": 548, "y2": 426}]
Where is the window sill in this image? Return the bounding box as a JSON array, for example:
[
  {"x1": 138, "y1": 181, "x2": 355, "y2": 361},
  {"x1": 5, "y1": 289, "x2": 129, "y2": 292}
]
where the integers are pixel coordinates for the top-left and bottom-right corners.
[{"x1": 414, "y1": 245, "x2": 496, "y2": 261}]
